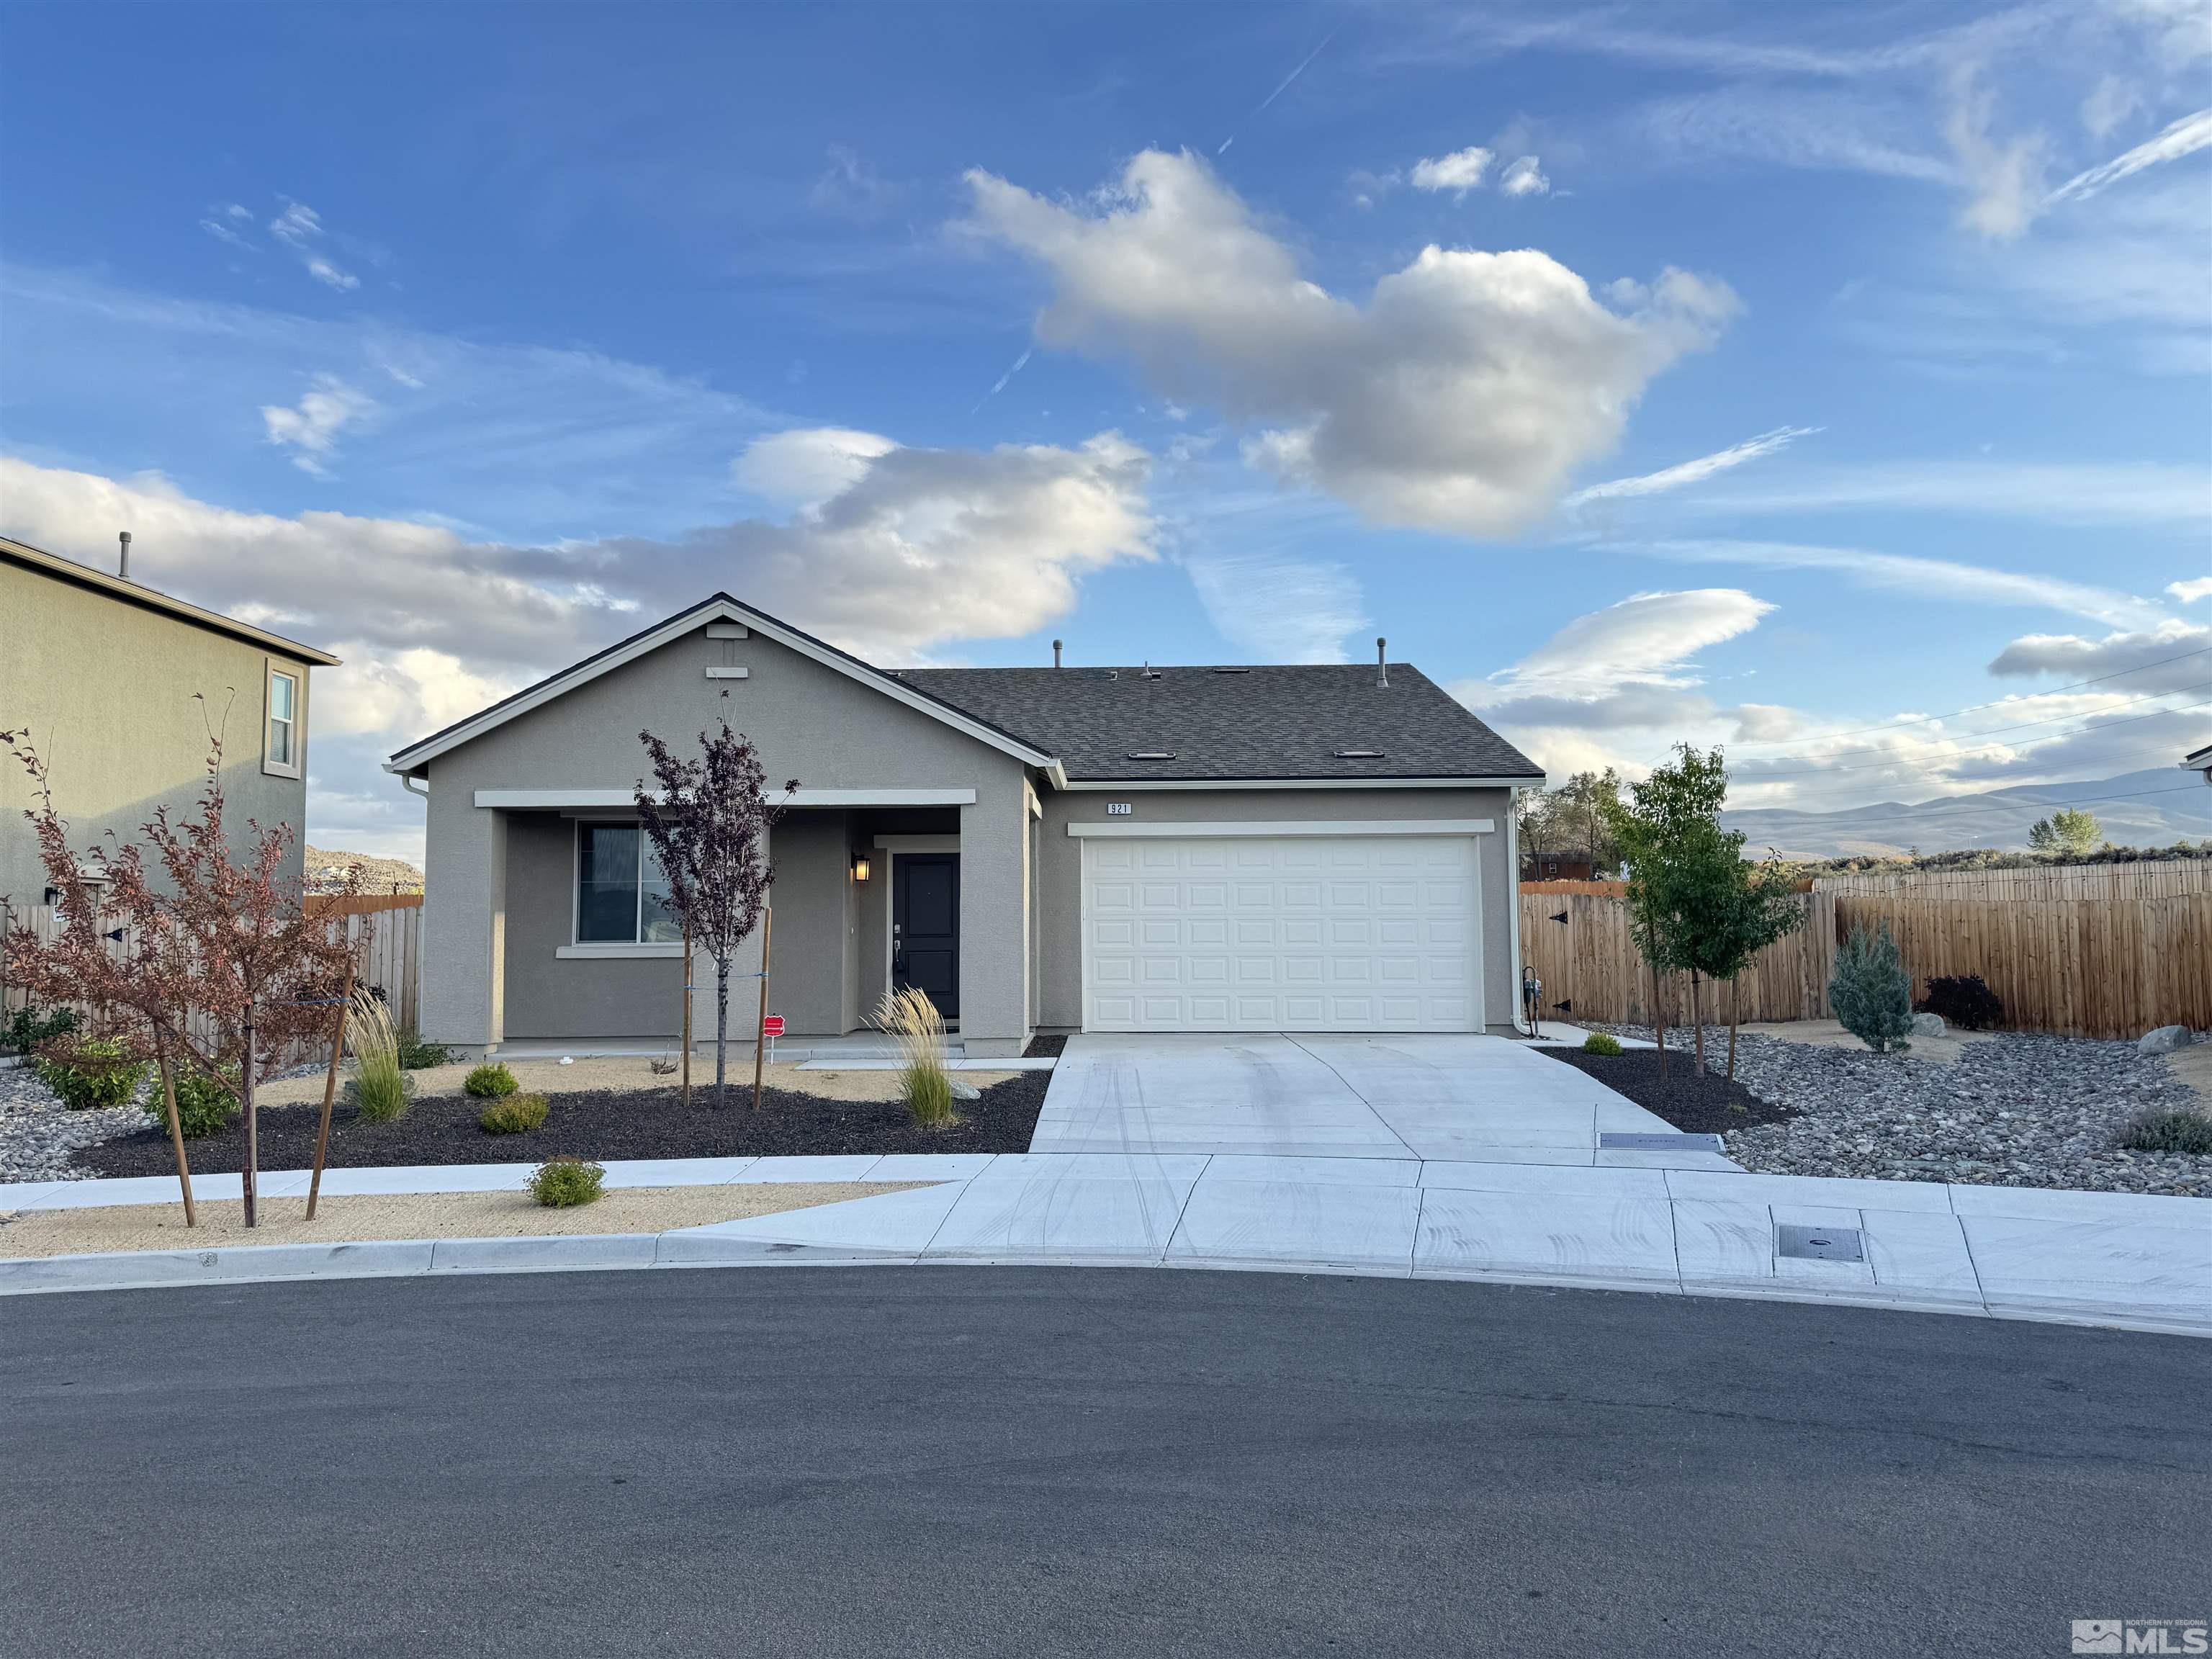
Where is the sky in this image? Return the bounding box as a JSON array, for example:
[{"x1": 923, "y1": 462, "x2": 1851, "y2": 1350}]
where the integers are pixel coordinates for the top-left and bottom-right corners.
[{"x1": 1, "y1": 0, "x2": 2208, "y2": 863}]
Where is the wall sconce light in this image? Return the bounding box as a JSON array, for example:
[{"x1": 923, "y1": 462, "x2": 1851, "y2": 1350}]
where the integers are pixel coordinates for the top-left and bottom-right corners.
[{"x1": 851, "y1": 855, "x2": 872, "y2": 884}]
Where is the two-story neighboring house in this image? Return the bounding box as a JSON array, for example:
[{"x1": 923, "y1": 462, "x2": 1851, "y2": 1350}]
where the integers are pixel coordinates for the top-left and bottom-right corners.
[{"x1": 1, "y1": 535, "x2": 341, "y2": 906}]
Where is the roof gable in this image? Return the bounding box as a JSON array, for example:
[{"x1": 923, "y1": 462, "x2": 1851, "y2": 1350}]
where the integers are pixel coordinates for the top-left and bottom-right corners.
[
  {"x1": 384, "y1": 595, "x2": 1059, "y2": 776},
  {"x1": 4, "y1": 536, "x2": 340, "y2": 666}
]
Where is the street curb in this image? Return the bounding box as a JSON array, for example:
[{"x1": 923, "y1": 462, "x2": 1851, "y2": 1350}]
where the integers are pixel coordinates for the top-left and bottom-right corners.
[{"x1": 1, "y1": 1228, "x2": 2204, "y2": 1338}]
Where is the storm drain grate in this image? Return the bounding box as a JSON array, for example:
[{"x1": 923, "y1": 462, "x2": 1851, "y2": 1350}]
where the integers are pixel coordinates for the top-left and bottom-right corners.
[
  {"x1": 1599, "y1": 1132, "x2": 1725, "y2": 1154},
  {"x1": 1776, "y1": 1223, "x2": 1865, "y2": 1263}
]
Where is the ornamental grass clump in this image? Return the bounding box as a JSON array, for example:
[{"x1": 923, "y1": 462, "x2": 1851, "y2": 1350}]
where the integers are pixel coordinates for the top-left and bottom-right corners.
[
  {"x1": 345, "y1": 989, "x2": 414, "y2": 1123},
  {"x1": 464, "y1": 1062, "x2": 518, "y2": 1098},
  {"x1": 479, "y1": 1092, "x2": 550, "y2": 1135},
  {"x1": 35, "y1": 1033, "x2": 148, "y2": 1111},
  {"x1": 529, "y1": 1156, "x2": 604, "y2": 1207},
  {"x1": 1830, "y1": 922, "x2": 1915, "y2": 1054},
  {"x1": 2116, "y1": 1108, "x2": 2212, "y2": 1156},
  {"x1": 1581, "y1": 1030, "x2": 1624, "y2": 1056},
  {"x1": 873, "y1": 985, "x2": 956, "y2": 1128}
]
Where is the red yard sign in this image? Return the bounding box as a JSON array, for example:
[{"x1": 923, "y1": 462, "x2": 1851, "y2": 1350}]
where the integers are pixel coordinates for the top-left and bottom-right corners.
[{"x1": 760, "y1": 1015, "x2": 786, "y2": 1038}]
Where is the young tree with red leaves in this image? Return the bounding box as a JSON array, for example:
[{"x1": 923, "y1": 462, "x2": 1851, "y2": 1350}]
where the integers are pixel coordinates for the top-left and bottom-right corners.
[
  {"x1": 635, "y1": 714, "x2": 795, "y2": 1105},
  {"x1": 5, "y1": 714, "x2": 356, "y2": 1226}
]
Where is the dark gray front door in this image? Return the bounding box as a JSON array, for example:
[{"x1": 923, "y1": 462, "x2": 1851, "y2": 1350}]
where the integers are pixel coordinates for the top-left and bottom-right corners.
[{"x1": 892, "y1": 853, "x2": 959, "y2": 1019}]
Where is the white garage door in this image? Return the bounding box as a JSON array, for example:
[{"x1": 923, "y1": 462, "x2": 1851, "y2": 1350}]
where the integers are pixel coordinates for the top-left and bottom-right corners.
[{"x1": 1082, "y1": 835, "x2": 1483, "y2": 1033}]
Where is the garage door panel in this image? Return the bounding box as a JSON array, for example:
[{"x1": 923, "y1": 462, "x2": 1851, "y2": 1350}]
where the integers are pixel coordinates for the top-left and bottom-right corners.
[{"x1": 1084, "y1": 834, "x2": 1480, "y2": 1033}]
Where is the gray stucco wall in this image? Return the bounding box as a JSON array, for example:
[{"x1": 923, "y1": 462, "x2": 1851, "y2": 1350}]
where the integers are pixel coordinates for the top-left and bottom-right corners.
[
  {"x1": 1, "y1": 559, "x2": 315, "y2": 906},
  {"x1": 1034, "y1": 786, "x2": 1519, "y2": 1031},
  {"x1": 414, "y1": 621, "x2": 1033, "y2": 1053}
]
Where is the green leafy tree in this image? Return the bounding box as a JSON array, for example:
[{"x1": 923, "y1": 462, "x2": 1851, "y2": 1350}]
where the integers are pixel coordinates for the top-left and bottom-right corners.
[
  {"x1": 1830, "y1": 922, "x2": 1914, "y2": 1053},
  {"x1": 1517, "y1": 769, "x2": 1624, "y2": 876},
  {"x1": 2027, "y1": 806, "x2": 2103, "y2": 856},
  {"x1": 1604, "y1": 745, "x2": 1799, "y2": 1080}
]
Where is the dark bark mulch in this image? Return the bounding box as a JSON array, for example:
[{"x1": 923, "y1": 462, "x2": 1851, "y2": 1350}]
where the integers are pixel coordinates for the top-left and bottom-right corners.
[
  {"x1": 1536, "y1": 1046, "x2": 1796, "y2": 1135},
  {"x1": 1020, "y1": 1033, "x2": 1068, "y2": 1059},
  {"x1": 81, "y1": 1071, "x2": 1052, "y2": 1177}
]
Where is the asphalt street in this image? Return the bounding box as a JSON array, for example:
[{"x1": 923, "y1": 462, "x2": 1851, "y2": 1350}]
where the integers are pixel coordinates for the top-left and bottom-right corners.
[{"x1": 5, "y1": 1267, "x2": 2206, "y2": 1658}]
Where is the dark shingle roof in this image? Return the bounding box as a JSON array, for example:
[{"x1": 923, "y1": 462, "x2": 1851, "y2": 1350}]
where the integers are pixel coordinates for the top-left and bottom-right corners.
[{"x1": 894, "y1": 663, "x2": 1542, "y2": 783}]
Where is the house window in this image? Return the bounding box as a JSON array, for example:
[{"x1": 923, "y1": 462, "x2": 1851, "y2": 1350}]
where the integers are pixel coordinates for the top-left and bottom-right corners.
[
  {"x1": 264, "y1": 663, "x2": 302, "y2": 778},
  {"x1": 576, "y1": 823, "x2": 680, "y2": 944}
]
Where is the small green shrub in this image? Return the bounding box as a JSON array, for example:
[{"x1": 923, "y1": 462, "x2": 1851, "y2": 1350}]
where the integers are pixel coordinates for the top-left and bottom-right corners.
[
  {"x1": 3, "y1": 1000, "x2": 78, "y2": 1056},
  {"x1": 35, "y1": 1035, "x2": 148, "y2": 1111},
  {"x1": 395, "y1": 1028, "x2": 451, "y2": 1070},
  {"x1": 1830, "y1": 922, "x2": 1915, "y2": 1053},
  {"x1": 479, "y1": 1092, "x2": 549, "y2": 1135},
  {"x1": 1919, "y1": 974, "x2": 2004, "y2": 1032},
  {"x1": 2116, "y1": 1109, "x2": 2212, "y2": 1156},
  {"x1": 163, "y1": 1065, "x2": 240, "y2": 1139},
  {"x1": 464, "y1": 1062, "x2": 519, "y2": 1098},
  {"x1": 529, "y1": 1156, "x2": 604, "y2": 1207},
  {"x1": 1581, "y1": 1031, "x2": 1624, "y2": 1056}
]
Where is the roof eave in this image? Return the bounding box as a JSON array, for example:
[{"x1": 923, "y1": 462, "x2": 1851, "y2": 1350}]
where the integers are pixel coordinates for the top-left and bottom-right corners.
[{"x1": 3, "y1": 536, "x2": 341, "y2": 666}]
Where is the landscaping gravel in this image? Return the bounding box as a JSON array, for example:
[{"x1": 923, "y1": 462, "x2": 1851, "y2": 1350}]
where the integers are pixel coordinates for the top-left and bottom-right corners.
[
  {"x1": 80, "y1": 1070, "x2": 1053, "y2": 1178},
  {"x1": 1595, "y1": 1024, "x2": 2212, "y2": 1197},
  {"x1": 0, "y1": 1057, "x2": 329, "y2": 1184}
]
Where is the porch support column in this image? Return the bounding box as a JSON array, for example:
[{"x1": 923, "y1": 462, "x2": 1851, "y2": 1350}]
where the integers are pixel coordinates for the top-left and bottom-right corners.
[
  {"x1": 956, "y1": 768, "x2": 1031, "y2": 1058},
  {"x1": 420, "y1": 784, "x2": 507, "y2": 1054}
]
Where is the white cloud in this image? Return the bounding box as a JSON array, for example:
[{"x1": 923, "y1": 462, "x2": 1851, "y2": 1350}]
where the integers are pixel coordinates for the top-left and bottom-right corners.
[
  {"x1": 1184, "y1": 551, "x2": 1367, "y2": 664},
  {"x1": 1625, "y1": 538, "x2": 2169, "y2": 629},
  {"x1": 1943, "y1": 66, "x2": 2047, "y2": 240},
  {"x1": 810, "y1": 144, "x2": 893, "y2": 217},
  {"x1": 1499, "y1": 155, "x2": 1550, "y2": 196},
  {"x1": 1565, "y1": 426, "x2": 1817, "y2": 508},
  {"x1": 2081, "y1": 74, "x2": 2143, "y2": 140},
  {"x1": 732, "y1": 426, "x2": 899, "y2": 512},
  {"x1": 1409, "y1": 146, "x2": 1493, "y2": 195},
  {"x1": 1643, "y1": 459, "x2": 2212, "y2": 529},
  {"x1": 1987, "y1": 621, "x2": 2212, "y2": 691},
  {"x1": 199, "y1": 216, "x2": 255, "y2": 251},
  {"x1": 259, "y1": 375, "x2": 376, "y2": 474},
  {"x1": 2047, "y1": 106, "x2": 2212, "y2": 204},
  {"x1": 964, "y1": 148, "x2": 1737, "y2": 536},
  {"x1": 2171, "y1": 577, "x2": 2212, "y2": 603},
  {"x1": 268, "y1": 199, "x2": 360, "y2": 289}
]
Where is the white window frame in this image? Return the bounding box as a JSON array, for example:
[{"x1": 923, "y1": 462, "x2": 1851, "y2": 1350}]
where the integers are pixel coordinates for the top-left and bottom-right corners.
[
  {"x1": 558, "y1": 820, "x2": 685, "y2": 958},
  {"x1": 261, "y1": 661, "x2": 303, "y2": 779}
]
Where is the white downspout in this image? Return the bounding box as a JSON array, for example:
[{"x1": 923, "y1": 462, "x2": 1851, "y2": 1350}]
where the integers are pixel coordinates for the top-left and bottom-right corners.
[{"x1": 1506, "y1": 783, "x2": 1529, "y2": 1035}]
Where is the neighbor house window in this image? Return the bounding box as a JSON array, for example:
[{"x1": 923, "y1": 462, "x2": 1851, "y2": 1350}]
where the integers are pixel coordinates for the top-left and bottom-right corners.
[
  {"x1": 264, "y1": 663, "x2": 302, "y2": 778},
  {"x1": 576, "y1": 823, "x2": 680, "y2": 944}
]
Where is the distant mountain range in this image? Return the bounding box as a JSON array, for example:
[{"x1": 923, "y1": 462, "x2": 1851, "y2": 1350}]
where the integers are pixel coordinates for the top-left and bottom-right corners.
[{"x1": 1719, "y1": 769, "x2": 2212, "y2": 860}]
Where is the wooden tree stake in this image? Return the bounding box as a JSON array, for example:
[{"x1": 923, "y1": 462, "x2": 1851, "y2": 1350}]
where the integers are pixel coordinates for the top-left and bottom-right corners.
[
  {"x1": 306, "y1": 959, "x2": 356, "y2": 1221},
  {"x1": 241, "y1": 999, "x2": 258, "y2": 1228},
  {"x1": 752, "y1": 904, "x2": 773, "y2": 1112},
  {"x1": 681, "y1": 919, "x2": 693, "y2": 1109},
  {"x1": 153, "y1": 1025, "x2": 196, "y2": 1228}
]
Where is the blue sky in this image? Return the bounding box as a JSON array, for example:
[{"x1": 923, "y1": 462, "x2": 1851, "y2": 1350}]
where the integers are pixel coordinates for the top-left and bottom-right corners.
[{"x1": 3, "y1": 1, "x2": 2208, "y2": 860}]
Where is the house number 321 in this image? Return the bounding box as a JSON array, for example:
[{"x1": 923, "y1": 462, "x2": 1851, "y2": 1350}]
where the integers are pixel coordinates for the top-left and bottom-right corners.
[{"x1": 1105, "y1": 802, "x2": 1133, "y2": 815}]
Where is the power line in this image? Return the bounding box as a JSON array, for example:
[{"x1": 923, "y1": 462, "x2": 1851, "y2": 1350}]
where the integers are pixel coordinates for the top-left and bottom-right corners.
[
  {"x1": 1731, "y1": 698, "x2": 2212, "y2": 780},
  {"x1": 1722, "y1": 642, "x2": 2212, "y2": 750}
]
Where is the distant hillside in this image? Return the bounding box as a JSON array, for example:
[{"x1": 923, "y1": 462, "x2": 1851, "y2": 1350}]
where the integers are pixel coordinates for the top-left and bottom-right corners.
[
  {"x1": 1721, "y1": 769, "x2": 2212, "y2": 860},
  {"x1": 306, "y1": 845, "x2": 424, "y2": 894}
]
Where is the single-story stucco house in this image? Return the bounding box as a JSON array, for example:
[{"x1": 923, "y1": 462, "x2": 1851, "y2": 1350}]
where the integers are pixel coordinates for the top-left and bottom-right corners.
[{"x1": 386, "y1": 595, "x2": 1545, "y2": 1058}]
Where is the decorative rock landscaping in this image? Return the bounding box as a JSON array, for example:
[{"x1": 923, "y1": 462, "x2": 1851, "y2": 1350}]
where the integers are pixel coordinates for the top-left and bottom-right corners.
[
  {"x1": 0, "y1": 1061, "x2": 156, "y2": 1183},
  {"x1": 1596, "y1": 1023, "x2": 2212, "y2": 1197}
]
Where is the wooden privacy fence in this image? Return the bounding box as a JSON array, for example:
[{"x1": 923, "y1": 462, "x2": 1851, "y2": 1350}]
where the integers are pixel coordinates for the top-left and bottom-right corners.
[
  {"x1": 1814, "y1": 861, "x2": 2212, "y2": 902},
  {"x1": 1518, "y1": 885, "x2": 1839, "y2": 1027},
  {"x1": 2, "y1": 892, "x2": 423, "y2": 1039},
  {"x1": 1828, "y1": 893, "x2": 2212, "y2": 1041},
  {"x1": 1516, "y1": 880, "x2": 2212, "y2": 1039}
]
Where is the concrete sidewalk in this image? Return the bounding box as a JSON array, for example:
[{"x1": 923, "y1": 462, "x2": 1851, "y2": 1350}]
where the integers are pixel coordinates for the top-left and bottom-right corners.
[{"x1": 4, "y1": 1151, "x2": 2205, "y2": 1336}]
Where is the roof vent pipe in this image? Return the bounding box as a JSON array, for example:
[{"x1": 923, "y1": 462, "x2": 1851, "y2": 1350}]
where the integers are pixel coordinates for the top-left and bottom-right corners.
[
  {"x1": 1376, "y1": 636, "x2": 1388, "y2": 688},
  {"x1": 117, "y1": 531, "x2": 132, "y2": 582},
  {"x1": 1053, "y1": 639, "x2": 1062, "y2": 668}
]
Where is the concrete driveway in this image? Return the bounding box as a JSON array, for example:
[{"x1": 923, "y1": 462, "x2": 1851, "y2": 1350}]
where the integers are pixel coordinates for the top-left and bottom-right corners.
[{"x1": 1031, "y1": 1033, "x2": 1695, "y2": 1163}]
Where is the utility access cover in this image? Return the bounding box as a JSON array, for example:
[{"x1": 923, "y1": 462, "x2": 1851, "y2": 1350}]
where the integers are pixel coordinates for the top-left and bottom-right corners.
[
  {"x1": 1776, "y1": 1224, "x2": 1866, "y2": 1263},
  {"x1": 1599, "y1": 1132, "x2": 1725, "y2": 1154}
]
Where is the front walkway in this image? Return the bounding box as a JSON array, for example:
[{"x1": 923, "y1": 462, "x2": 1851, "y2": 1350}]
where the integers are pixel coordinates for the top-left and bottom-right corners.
[{"x1": 1032, "y1": 1033, "x2": 1732, "y2": 1166}]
